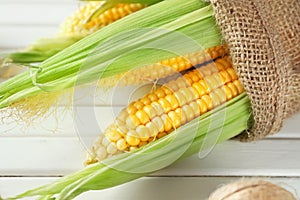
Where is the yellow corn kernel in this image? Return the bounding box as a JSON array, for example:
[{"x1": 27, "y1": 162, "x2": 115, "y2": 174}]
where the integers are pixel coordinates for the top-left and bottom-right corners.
[
  {"x1": 217, "y1": 56, "x2": 232, "y2": 69},
  {"x1": 126, "y1": 114, "x2": 141, "y2": 129},
  {"x1": 136, "y1": 125, "x2": 150, "y2": 142},
  {"x1": 179, "y1": 87, "x2": 195, "y2": 103},
  {"x1": 145, "y1": 122, "x2": 159, "y2": 137},
  {"x1": 176, "y1": 77, "x2": 190, "y2": 88},
  {"x1": 182, "y1": 104, "x2": 195, "y2": 122},
  {"x1": 223, "y1": 85, "x2": 233, "y2": 100},
  {"x1": 227, "y1": 67, "x2": 238, "y2": 80},
  {"x1": 188, "y1": 86, "x2": 200, "y2": 99},
  {"x1": 175, "y1": 108, "x2": 187, "y2": 124},
  {"x1": 199, "y1": 80, "x2": 209, "y2": 94},
  {"x1": 210, "y1": 92, "x2": 221, "y2": 107},
  {"x1": 107, "y1": 130, "x2": 122, "y2": 142},
  {"x1": 127, "y1": 103, "x2": 137, "y2": 115},
  {"x1": 140, "y1": 97, "x2": 151, "y2": 105},
  {"x1": 220, "y1": 70, "x2": 232, "y2": 84},
  {"x1": 196, "y1": 99, "x2": 208, "y2": 114},
  {"x1": 126, "y1": 131, "x2": 140, "y2": 146},
  {"x1": 202, "y1": 95, "x2": 213, "y2": 110},
  {"x1": 151, "y1": 102, "x2": 165, "y2": 116},
  {"x1": 143, "y1": 104, "x2": 157, "y2": 119},
  {"x1": 161, "y1": 114, "x2": 173, "y2": 132},
  {"x1": 155, "y1": 88, "x2": 166, "y2": 98},
  {"x1": 227, "y1": 82, "x2": 239, "y2": 97},
  {"x1": 167, "y1": 111, "x2": 181, "y2": 128},
  {"x1": 136, "y1": 110, "x2": 150, "y2": 125},
  {"x1": 107, "y1": 143, "x2": 118, "y2": 155},
  {"x1": 174, "y1": 90, "x2": 188, "y2": 106},
  {"x1": 189, "y1": 101, "x2": 201, "y2": 117},
  {"x1": 214, "y1": 87, "x2": 227, "y2": 103},
  {"x1": 161, "y1": 86, "x2": 173, "y2": 95},
  {"x1": 116, "y1": 138, "x2": 127, "y2": 151},
  {"x1": 148, "y1": 93, "x2": 159, "y2": 102},
  {"x1": 204, "y1": 75, "x2": 220, "y2": 91},
  {"x1": 158, "y1": 98, "x2": 172, "y2": 113},
  {"x1": 192, "y1": 82, "x2": 206, "y2": 97},
  {"x1": 233, "y1": 80, "x2": 244, "y2": 93},
  {"x1": 152, "y1": 116, "x2": 165, "y2": 133},
  {"x1": 133, "y1": 101, "x2": 144, "y2": 110}
]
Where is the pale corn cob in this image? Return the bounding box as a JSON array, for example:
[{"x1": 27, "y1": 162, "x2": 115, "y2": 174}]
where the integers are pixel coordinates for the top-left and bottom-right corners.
[
  {"x1": 87, "y1": 56, "x2": 244, "y2": 164},
  {"x1": 98, "y1": 45, "x2": 228, "y2": 87},
  {"x1": 61, "y1": 2, "x2": 146, "y2": 37}
]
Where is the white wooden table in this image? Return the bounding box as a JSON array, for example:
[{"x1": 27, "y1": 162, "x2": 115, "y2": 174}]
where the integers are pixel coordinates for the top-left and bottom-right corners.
[{"x1": 1, "y1": 1, "x2": 300, "y2": 199}]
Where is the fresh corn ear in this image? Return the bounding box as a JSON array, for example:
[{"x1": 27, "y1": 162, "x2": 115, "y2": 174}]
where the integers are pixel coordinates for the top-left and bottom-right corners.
[
  {"x1": 1, "y1": 2, "x2": 253, "y2": 199},
  {"x1": 0, "y1": 2, "x2": 146, "y2": 66},
  {"x1": 99, "y1": 45, "x2": 228, "y2": 86},
  {"x1": 87, "y1": 56, "x2": 245, "y2": 163}
]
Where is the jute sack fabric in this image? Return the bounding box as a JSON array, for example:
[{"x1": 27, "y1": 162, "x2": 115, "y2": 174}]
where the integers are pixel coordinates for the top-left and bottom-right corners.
[
  {"x1": 211, "y1": 0, "x2": 300, "y2": 141},
  {"x1": 208, "y1": 179, "x2": 296, "y2": 200}
]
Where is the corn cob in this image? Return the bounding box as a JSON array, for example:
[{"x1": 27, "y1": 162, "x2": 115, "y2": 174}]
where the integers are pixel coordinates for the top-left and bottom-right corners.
[
  {"x1": 60, "y1": 2, "x2": 146, "y2": 37},
  {"x1": 87, "y1": 55, "x2": 244, "y2": 164},
  {"x1": 99, "y1": 45, "x2": 228, "y2": 86}
]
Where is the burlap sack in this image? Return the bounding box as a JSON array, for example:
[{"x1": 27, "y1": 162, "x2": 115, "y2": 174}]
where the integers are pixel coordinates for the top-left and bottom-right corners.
[
  {"x1": 208, "y1": 179, "x2": 296, "y2": 200},
  {"x1": 211, "y1": 0, "x2": 300, "y2": 141}
]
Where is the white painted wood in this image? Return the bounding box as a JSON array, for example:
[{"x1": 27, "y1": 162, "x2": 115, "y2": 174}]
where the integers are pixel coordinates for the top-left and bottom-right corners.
[
  {"x1": 1, "y1": 137, "x2": 300, "y2": 176},
  {"x1": 0, "y1": 25, "x2": 58, "y2": 49},
  {"x1": 1, "y1": 107, "x2": 299, "y2": 138},
  {"x1": 269, "y1": 113, "x2": 300, "y2": 138},
  {"x1": 0, "y1": 2, "x2": 79, "y2": 49},
  {"x1": 0, "y1": 177, "x2": 299, "y2": 200},
  {"x1": 0, "y1": 4, "x2": 77, "y2": 25},
  {"x1": 0, "y1": 3, "x2": 300, "y2": 199},
  {"x1": 0, "y1": 0, "x2": 74, "y2": 4},
  {"x1": 155, "y1": 139, "x2": 300, "y2": 177}
]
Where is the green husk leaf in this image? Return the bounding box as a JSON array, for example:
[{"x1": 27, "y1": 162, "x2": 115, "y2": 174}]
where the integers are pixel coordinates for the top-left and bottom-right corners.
[
  {"x1": 10, "y1": 93, "x2": 252, "y2": 200},
  {"x1": 0, "y1": 0, "x2": 216, "y2": 109},
  {"x1": 3, "y1": 36, "x2": 82, "y2": 64}
]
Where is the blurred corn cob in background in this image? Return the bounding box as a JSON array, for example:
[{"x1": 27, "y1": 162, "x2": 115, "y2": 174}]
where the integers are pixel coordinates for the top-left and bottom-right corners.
[
  {"x1": 61, "y1": 2, "x2": 145, "y2": 37},
  {"x1": 0, "y1": 1, "x2": 146, "y2": 78}
]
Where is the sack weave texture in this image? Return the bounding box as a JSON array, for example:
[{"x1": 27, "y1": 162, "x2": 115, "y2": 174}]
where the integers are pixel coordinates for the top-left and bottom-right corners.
[{"x1": 211, "y1": 0, "x2": 300, "y2": 141}]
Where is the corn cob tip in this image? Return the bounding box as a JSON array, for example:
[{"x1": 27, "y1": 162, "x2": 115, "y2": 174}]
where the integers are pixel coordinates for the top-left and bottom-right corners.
[{"x1": 60, "y1": 2, "x2": 146, "y2": 37}]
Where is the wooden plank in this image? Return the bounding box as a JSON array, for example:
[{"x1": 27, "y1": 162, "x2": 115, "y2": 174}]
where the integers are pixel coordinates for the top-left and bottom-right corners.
[
  {"x1": 0, "y1": 177, "x2": 299, "y2": 200},
  {"x1": 155, "y1": 139, "x2": 300, "y2": 177},
  {"x1": 0, "y1": 4, "x2": 77, "y2": 26},
  {"x1": 0, "y1": 0, "x2": 73, "y2": 4},
  {"x1": 1, "y1": 138, "x2": 300, "y2": 176},
  {"x1": 268, "y1": 114, "x2": 300, "y2": 139},
  {"x1": 1, "y1": 107, "x2": 299, "y2": 138},
  {"x1": 0, "y1": 25, "x2": 58, "y2": 49}
]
